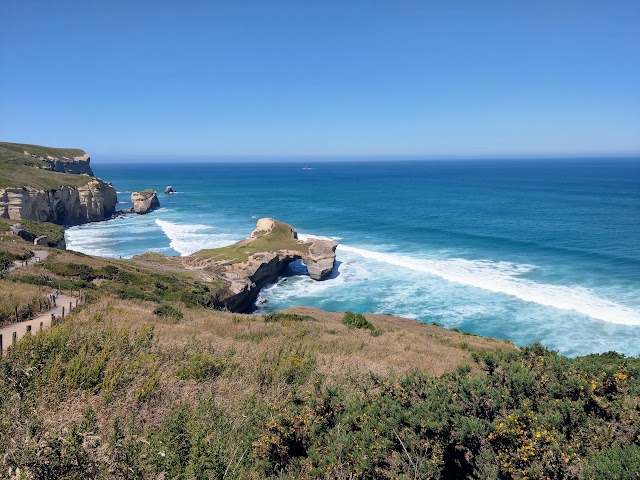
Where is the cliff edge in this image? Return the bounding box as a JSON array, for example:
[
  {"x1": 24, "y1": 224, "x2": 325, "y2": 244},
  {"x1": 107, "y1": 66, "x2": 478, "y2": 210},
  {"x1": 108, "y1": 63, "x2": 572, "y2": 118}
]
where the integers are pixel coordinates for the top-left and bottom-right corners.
[{"x1": 0, "y1": 142, "x2": 117, "y2": 225}]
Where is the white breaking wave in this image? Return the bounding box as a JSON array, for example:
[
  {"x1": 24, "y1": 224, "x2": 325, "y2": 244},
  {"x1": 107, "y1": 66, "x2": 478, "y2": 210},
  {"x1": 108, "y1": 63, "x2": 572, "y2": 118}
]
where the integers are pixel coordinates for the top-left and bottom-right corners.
[
  {"x1": 338, "y1": 244, "x2": 640, "y2": 326},
  {"x1": 155, "y1": 219, "x2": 240, "y2": 256},
  {"x1": 298, "y1": 233, "x2": 343, "y2": 242}
]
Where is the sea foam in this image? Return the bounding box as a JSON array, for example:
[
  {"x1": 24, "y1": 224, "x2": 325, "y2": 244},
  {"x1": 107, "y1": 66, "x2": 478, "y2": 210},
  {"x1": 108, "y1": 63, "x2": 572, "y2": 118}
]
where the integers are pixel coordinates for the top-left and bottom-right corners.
[
  {"x1": 338, "y1": 244, "x2": 640, "y2": 326},
  {"x1": 155, "y1": 219, "x2": 240, "y2": 256}
]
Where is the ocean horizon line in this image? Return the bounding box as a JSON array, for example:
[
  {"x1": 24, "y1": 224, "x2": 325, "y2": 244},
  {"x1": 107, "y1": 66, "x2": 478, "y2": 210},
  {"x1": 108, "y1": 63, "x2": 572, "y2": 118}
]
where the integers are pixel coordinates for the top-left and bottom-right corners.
[{"x1": 89, "y1": 153, "x2": 640, "y2": 165}]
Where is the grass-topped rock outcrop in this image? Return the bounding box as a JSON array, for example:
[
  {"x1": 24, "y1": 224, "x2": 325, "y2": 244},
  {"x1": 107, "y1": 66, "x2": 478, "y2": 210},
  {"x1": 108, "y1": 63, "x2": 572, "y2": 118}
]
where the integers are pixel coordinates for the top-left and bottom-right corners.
[{"x1": 186, "y1": 218, "x2": 337, "y2": 312}]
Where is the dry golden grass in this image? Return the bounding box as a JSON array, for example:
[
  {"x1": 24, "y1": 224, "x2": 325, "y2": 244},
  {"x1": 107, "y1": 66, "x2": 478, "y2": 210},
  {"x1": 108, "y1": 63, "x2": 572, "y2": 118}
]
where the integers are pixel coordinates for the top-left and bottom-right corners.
[
  {"x1": 0, "y1": 278, "x2": 50, "y2": 325},
  {"x1": 31, "y1": 295, "x2": 514, "y2": 438},
  {"x1": 0, "y1": 234, "x2": 34, "y2": 259},
  {"x1": 1, "y1": 231, "x2": 517, "y2": 441}
]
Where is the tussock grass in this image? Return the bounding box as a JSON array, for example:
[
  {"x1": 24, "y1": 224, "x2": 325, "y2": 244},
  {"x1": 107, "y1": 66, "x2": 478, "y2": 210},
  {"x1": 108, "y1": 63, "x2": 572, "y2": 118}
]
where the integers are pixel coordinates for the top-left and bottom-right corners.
[
  {"x1": 13, "y1": 235, "x2": 640, "y2": 478},
  {"x1": 0, "y1": 278, "x2": 50, "y2": 325},
  {"x1": 1, "y1": 294, "x2": 638, "y2": 478}
]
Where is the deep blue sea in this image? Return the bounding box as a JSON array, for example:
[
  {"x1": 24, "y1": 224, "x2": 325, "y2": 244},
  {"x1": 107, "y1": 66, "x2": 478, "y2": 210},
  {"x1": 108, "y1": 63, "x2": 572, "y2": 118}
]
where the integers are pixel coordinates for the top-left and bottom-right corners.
[{"x1": 67, "y1": 159, "x2": 640, "y2": 357}]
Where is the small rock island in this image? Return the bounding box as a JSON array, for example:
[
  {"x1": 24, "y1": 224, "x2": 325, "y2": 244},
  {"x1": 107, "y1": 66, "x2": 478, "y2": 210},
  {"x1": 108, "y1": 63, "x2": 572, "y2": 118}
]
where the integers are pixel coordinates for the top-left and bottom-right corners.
[{"x1": 131, "y1": 189, "x2": 160, "y2": 214}]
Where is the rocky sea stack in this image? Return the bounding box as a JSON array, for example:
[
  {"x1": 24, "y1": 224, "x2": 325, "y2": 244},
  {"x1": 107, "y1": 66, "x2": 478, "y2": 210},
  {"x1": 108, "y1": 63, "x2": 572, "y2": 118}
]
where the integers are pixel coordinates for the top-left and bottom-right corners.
[{"x1": 131, "y1": 189, "x2": 160, "y2": 214}]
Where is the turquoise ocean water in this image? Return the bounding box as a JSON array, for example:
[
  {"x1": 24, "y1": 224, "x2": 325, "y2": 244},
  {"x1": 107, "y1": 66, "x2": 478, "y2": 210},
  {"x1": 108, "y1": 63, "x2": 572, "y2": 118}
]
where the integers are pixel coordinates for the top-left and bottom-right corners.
[{"x1": 67, "y1": 159, "x2": 640, "y2": 357}]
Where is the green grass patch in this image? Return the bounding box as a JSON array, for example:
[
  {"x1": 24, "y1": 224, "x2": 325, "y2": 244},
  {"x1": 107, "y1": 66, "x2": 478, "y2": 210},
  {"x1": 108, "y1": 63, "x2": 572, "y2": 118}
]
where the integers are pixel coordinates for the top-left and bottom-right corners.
[
  {"x1": 177, "y1": 352, "x2": 227, "y2": 381},
  {"x1": 190, "y1": 219, "x2": 308, "y2": 264},
  {"x1": 19, "y1": 220, "x2": 65, "y2": 246},
  {"x1": 43, "y1": 262, "x2": 96, "y2": 281},
  {"x1": 0, "y1": 143, "x2": 93, "y2": 190},
  {"x1": 263, "y1": 312, "x2": 316, "y2": 323},
  {"x1": 342, "y1": 311, "x2": 374, "y2": 330},
  {"x1": 153, "y1": 304, "x2": 184, "y2": 321}
]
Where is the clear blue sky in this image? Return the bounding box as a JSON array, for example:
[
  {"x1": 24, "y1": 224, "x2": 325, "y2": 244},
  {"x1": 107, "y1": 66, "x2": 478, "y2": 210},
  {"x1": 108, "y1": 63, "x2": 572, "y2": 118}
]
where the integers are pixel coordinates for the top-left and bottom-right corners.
[{"x1": 1, "y1": 0, "x2": 639, "y2": 159}]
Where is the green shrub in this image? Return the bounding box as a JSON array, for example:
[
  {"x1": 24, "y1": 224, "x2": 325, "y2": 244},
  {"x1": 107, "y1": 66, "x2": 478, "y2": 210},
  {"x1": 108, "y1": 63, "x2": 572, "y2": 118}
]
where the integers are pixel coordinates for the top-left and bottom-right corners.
[
  {"x1": 0, "y1": 252, "x2": 14, "y2": 272},
  {"x1": 178, "y1": 352, "x2": 227, "y2": 380},
  {"x1": 117, "y1": 288, "x2": 159, "y2": 302},
  {"x1": 153, "y1": 304, "x2": 183, "y2": 321},
  {"x1": 100, "y1": 265, "x2": 119, "y2": 278},
  {"x1": 43, "y1": 262, "x2": 96, "y2": 281},
  {"x1": 342, "y1": 311, "x2": 374, "y2": 330},
  {"x1": 19, "y1": 274, "x2": 92, "y2": 291},
  {"x1": 20, "y1": 220, "x2": 65, "y2": 246},
  {"x1": 16, "y1": 274, "x2": 52, "y2": 286},
  {"x1": 256, "y1": 342, "x2": 316, "y2": 388},
  {"x1": 263, "y1": 312, "x2": 316, "y2": 322},
  {"x1": 582, "y1": 444, "x2": 640, "y2": 480}
]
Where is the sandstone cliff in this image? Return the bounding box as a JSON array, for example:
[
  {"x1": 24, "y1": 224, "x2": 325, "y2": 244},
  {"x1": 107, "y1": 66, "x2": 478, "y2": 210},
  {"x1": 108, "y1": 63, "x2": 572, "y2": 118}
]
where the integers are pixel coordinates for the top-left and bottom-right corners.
[
  {"x1": 23, "y1": 150, "x2": 93, "y2": 175},
  {"x1": 131, "y1": 189, "x2": 160, "y2": 214},
  {"x1": 0, "y1": 142, "x2": 118, "y2": 226},
  {"x1": 0, "y1": 178, "x2": 117, "y2": 225}
]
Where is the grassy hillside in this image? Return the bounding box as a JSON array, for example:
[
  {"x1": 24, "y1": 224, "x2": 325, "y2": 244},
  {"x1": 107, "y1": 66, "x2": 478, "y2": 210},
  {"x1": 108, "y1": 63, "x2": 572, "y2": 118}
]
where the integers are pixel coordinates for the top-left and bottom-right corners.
[
  {"x1": 0, "y1": 142, "x2": 92, "y2": 189},
  {"x1": 0, "y1": 218, "x2": 65, "y2": 248},
  {"x1": 1, "y1": 238, "x2": 640, "y2": 478}
]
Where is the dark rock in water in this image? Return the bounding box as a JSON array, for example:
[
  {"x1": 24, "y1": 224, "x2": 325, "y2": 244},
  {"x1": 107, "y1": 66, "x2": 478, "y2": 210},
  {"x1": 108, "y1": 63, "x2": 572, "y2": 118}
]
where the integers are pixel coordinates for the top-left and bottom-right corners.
[
  {"x1": 164, "y1": 186, "x2": 175, "y2": 194},
  {"x1": 131, "y1": 189, "x2": 160, "y2": 214}
]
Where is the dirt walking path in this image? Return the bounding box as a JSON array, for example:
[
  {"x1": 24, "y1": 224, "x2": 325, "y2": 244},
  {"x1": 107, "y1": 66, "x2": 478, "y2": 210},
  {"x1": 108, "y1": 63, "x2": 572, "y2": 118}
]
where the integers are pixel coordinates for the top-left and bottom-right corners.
[{"x1": 1, "y1": 249, "x2": 81, "y2": 354}]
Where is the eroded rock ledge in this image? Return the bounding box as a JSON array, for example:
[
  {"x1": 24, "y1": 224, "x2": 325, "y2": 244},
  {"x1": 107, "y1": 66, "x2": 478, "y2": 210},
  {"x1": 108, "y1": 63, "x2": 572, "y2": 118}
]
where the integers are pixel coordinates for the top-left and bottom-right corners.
[{"x1": 183, "y1": 218, "x2": 337, "y2": 312}]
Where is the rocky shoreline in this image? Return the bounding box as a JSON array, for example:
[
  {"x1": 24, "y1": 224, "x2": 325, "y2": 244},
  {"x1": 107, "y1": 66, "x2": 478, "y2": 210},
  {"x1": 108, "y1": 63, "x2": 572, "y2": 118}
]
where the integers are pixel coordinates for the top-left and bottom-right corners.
[{"x1": 2, "y1": 143, "x2": 337, "y2": 313}]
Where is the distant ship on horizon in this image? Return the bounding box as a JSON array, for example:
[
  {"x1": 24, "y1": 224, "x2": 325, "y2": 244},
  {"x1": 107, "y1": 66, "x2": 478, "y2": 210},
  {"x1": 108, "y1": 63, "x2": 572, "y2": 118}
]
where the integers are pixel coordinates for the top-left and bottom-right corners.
[{"x1": 302, "y1": 166, "x2": 312, "y2": 170}]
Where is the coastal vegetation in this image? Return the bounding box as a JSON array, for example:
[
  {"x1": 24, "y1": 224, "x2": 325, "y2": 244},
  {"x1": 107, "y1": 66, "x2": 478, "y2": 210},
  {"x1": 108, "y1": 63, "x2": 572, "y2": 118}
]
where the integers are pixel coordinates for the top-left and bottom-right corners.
[
  {"x1": 0, "y1": 142, "x2": 91, "y2": 190},
  {"x1": 1, "y1": 150, "x2": 639, "y2": 478},
  {"x1": 1, "y1": 234, "x2": 639, "y2": 478}
]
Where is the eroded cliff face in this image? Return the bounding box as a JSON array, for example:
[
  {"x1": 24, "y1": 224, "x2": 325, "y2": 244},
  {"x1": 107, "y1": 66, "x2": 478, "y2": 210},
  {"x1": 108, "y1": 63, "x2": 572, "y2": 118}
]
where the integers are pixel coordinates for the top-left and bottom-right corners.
[
  {"x1": 0, "y1": 178, "x2": 117, "y2": 225},
  {"x1": 23, "y1": 149, "x2": 94, "y2": 175}
]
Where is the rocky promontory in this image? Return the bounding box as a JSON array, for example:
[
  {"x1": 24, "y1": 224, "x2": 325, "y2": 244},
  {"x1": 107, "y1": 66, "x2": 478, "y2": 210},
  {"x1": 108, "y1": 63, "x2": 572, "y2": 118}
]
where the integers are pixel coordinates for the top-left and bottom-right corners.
[
  {"x1": 0, "y1": 142, "x2": 118, "y2": 227},
  {"x1": 183, "y1": 218, "x2": 337, "y2": 312},
  {"x1": 131, "y1": 189, "x2": 160, "y2": 214}
]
